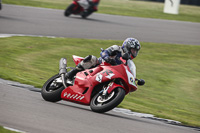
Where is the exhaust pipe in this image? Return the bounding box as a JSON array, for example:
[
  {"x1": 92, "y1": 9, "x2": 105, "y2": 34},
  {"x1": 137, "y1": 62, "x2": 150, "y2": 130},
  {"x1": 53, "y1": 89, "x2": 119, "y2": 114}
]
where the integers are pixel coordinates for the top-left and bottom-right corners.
[
  {"x1": 59, "y1": 58, "x2": 67, "y2": 88},
  {"x1": 59, "y1": 58, "x2": 67, "y2": 74}
]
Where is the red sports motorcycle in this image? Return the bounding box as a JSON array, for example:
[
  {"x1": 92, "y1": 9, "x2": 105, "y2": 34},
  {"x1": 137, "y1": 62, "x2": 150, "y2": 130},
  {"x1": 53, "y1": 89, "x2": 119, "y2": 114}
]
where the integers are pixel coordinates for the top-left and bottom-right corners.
[
  {"x1": 41, "y1": 53, "x2": 145, "y2": 113},
  {"x1": 64, "y1": 0, "x2": 100, "y2": 18}
]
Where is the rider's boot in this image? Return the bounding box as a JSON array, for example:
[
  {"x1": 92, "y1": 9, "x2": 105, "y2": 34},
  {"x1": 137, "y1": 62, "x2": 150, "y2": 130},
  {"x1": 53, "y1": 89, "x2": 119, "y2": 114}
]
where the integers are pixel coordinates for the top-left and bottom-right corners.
[{"x1": 66, "y1": 63, "x2": 84, "y2": 81}]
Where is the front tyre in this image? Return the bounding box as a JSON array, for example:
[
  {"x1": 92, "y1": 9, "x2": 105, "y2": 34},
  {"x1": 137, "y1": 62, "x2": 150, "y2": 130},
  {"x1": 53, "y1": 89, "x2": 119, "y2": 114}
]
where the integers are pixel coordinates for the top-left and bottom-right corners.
[
  {"x1": 90, "y1": 87, "x2": 125, "y2": 113},
  {"x1": 41, "y1": 74, "x2": 65, "y2": 102},
  {"x1": 64, "y1": 3, "x2": 76, "y2": 16}
]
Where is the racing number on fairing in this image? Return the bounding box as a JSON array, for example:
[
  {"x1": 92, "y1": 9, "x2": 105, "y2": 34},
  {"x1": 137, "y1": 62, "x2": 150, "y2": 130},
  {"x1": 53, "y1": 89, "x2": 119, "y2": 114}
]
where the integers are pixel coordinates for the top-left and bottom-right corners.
[
  {"x1": 102, "y1": 69, "x2": 113, "y2": 75},
  {"x1": 103, "y1": 69, "x2": 115, "y2": 79},
  {"x1": 96, "y1": 69, "x2": 114, "y2": 83}
]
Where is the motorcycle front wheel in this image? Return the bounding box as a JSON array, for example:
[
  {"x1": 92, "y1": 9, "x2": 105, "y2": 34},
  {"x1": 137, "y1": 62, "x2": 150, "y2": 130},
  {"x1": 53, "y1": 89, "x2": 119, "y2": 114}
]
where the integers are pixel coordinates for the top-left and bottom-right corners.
[
  {"x1": 41, "y1": 74, "x2": 65, "y2": 102},
  {"x1": 90, "y1": 87, "x2": 125, "y2": 113},
  {"x1": 64, "y1": 3, "x2": 76, "y2": 16}
]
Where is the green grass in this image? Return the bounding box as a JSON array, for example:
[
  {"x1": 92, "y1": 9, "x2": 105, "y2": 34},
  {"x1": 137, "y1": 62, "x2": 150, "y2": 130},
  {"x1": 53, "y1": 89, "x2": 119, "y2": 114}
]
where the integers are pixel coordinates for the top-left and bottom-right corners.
[
  {"x1": 3, "y1": 0, "x2": 200, "y2": 23},
  {"x1": 0, "y1": 36, "x2": 200, "y2": 127}
]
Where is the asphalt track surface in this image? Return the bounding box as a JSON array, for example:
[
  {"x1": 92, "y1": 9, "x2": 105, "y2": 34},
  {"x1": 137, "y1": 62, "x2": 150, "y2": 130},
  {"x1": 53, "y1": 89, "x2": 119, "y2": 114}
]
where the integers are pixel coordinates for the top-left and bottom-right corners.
[
  {"x1": 0, "y1": 4, "x2": 200, "y2": 45},
  {"x1": 0, "y1": 4, "x2": 200, "y2": 133},
  {"x1": 0, "y1": 80, "x2": 199, "y2": 133}
]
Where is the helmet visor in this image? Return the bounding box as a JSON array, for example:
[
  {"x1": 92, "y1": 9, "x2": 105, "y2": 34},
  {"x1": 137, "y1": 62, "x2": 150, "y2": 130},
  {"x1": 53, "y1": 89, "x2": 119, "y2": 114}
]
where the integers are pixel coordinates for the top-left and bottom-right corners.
[{"x1": 130, "y1": 48, "x2": 139, "y2": 58}]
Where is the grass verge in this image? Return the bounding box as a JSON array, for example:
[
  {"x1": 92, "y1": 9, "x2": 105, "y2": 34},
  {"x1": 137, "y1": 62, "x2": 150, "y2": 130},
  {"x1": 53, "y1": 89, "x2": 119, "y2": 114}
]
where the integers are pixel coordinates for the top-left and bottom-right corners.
[
  {"x1": 2, "y1": 0, "x2": 200, "y2": 23},
  {"x1": 0, "y1": 36, "x2": 200, "y2": 127}
]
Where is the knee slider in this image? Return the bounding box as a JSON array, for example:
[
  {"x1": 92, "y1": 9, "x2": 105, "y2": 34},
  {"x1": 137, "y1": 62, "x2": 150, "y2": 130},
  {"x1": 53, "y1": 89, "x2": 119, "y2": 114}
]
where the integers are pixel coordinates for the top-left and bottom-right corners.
[{"x1": 83, "y1": 55, "x2": 92, "y2": 63}]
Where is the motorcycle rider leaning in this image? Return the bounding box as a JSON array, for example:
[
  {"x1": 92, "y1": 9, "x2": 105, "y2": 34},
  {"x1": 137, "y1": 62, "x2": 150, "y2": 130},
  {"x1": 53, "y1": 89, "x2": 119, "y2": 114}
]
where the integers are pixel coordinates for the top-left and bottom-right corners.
[
  {"x1": 66, "y1": 37, "x2": 145, "y2": 85},
  {"x1": 81, "y1": 0, "x2": 100, "y2": 18}
]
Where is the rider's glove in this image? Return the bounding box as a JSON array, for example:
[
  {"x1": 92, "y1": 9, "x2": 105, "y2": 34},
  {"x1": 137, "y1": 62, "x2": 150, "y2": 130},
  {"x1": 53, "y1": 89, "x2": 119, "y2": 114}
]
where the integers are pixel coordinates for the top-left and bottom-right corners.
[{"x1": 105, "y1": 57, "x2": 117, "y2": 65}]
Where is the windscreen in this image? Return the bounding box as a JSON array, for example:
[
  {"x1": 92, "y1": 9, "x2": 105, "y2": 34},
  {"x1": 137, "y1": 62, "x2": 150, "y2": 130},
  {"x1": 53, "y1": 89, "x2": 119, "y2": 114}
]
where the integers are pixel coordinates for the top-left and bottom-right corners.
[{"x1": 127, "y1": 60, "x2": 136, "y2": 78}]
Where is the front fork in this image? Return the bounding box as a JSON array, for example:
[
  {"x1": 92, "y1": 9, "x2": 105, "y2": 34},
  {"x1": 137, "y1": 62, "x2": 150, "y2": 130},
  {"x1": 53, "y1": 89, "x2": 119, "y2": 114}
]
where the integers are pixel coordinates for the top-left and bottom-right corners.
[
  {"x1": 97, "y1": 80, "x2": 125, "y2": 103},
  {"x1": 101, "y1": 80, "x2": 115, "y2": 97},
  {"x1": 101, "y1": 79, "x2": 125, "y2": 96}
]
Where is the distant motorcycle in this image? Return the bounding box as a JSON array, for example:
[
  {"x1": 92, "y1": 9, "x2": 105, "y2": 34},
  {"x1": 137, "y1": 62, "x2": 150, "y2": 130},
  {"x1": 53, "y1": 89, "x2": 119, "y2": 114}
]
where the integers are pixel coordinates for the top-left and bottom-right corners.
[
  {"x1": 64, "y1": 0, "x2": 100, "y2": 18},
  {"x1": 0, "y1": 0, "x2": 2, "y2": 10},
  {"x1": 41, "y1": 53, "x2": 145, "y2": 113}
]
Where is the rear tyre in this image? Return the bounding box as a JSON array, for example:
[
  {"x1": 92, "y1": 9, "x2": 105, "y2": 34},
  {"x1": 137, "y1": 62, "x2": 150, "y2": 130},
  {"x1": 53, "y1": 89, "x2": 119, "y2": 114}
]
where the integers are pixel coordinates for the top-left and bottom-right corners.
[
  {"x1": 64, "y1": 3, "x2": 76, "y2": 16},
  {"x1": 41, "y1": 74, "x2": 64, "y2": 102},
  {"x1": 90, "y1": 87, "x2": 125, "y2": 113},
  {"x1": 81, "y1": 11, "x2": 93, "y2": 19}
]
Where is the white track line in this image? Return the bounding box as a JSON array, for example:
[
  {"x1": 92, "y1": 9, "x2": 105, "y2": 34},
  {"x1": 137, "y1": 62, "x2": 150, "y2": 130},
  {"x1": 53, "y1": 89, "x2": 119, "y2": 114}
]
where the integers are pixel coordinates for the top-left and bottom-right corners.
[
  {"x1": 0, "y1": 33, "x2": 58, "y2": 38},
  {"x1": 3, "y1": 126, "x2": 26, "y2": 133}
]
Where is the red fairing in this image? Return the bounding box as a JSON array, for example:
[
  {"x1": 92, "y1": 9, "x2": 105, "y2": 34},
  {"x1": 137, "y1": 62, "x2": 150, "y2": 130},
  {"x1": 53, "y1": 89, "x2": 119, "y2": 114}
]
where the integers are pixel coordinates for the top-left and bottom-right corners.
[
  {"x1": 72, "y1": 1, "x2": 79, "y2": 6},
  {"x1": 107, "y1": 83, "x2": 125, "y2": 94},
  {"x1": 61, "y1": 56, "x2": 138, "y2": 105},
  {"x1": 71, "y1": 1, "x2": 84, "y2": 14},
  {"x1": 93, "y1": 0, "x2": 100, "y2": 3},
  {"x1": 92, "y1": 0, "x2": 100, "y2": 11},
  {"x1": 72, "y1": 55, "x2": 84, "y2": 65},
  {"x1": 66, "y1": 0, "x2": 100, "y2": 16}
]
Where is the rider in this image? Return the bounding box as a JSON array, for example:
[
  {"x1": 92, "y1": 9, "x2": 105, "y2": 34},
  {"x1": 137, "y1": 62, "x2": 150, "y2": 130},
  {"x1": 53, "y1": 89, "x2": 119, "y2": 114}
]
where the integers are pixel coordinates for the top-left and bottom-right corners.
[
  {"x1": 66, "y1": 37, "x2": 141, "y2": 81},
  {"x1": 81, "y1": 0, "x2": 100, "y2": 18}
]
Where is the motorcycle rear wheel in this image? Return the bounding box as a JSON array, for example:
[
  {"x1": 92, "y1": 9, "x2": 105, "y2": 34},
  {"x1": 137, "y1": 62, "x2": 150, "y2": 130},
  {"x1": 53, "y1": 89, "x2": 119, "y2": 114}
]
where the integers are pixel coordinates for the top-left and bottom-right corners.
[
  {"x1": 90, "y1": 87, "x2": 125, "y2": 113},
  {"x1": 41, "y1": 74, "x2": 65, "y2": 102}
]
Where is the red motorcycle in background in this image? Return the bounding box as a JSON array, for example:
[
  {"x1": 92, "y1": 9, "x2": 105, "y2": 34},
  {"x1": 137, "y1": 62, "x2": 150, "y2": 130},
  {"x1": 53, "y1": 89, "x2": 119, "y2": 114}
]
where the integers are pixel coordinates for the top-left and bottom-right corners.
[
  {"x1": 41, "y1": 53, "x2": 145, "y2": 113},
  {"x1": 64, "y1": 0, "x2": 100, "y2": 18},
  {"x1": 0, "y1": 0, "x2": 2, "y2": 10}
]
